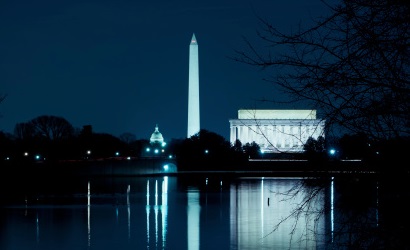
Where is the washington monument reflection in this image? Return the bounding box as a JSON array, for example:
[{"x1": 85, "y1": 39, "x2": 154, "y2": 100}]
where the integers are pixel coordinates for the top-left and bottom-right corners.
[{"x1": 188, "y1": 188, "x2": 200, "y2": 250}]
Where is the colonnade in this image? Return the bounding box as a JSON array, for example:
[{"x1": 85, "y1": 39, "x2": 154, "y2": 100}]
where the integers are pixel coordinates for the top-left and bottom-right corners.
[{"x1": 229, "y1": 120, "x2": 325, "y2": 152}]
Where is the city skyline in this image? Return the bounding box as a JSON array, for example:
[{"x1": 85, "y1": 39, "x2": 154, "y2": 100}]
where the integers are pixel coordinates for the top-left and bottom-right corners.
[{"x1": 0, "y1": 0, "x2": 332, "y2": 140}]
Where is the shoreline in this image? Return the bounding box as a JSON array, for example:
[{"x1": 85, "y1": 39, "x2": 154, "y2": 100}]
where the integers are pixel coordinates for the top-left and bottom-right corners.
[{"x1": 2, "y1": 157, "x2": 404, "y2": 179}]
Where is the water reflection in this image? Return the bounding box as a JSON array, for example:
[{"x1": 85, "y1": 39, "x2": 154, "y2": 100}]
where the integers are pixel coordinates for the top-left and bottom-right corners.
[
  {"x1": 146, "y1": 177, "x2": 169, "y2": 249},
  {"x1": 0, "y1": 175, "x2": 398, "y2": 249},
  {"x1": 331, "y1": 176, "x2": 334, "y2": 243},
  {"x1": 230, "y1": 177, "x2": 325, "y2": 249},
  {"x1": 127, "y1": 184, "x2": 130, "y2": 239},
  {"x1": 187, "y1": 188, "x2": 200, "y2": 250},
  {"x1": 88, "y1": 181, "x2": 91, "y2": 248},
  {"x1": 36, "y1": 212, "x2": 39, "y2": 244}
]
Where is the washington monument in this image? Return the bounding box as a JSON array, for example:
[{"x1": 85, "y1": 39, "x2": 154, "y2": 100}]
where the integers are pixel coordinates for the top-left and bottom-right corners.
[{"x1": 187, "y1": 33, "x2": 200, "y2": 138}]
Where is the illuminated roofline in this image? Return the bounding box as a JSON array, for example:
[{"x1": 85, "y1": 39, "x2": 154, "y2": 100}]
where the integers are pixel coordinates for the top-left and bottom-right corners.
[{"x1": 238, "y1": 109, "x2": 317, "y2": 119}]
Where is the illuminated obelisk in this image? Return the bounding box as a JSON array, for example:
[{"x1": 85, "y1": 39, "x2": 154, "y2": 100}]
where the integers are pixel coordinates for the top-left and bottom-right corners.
[{"x1": 187, "y1": 33, "x2": 200, "y2": 138}]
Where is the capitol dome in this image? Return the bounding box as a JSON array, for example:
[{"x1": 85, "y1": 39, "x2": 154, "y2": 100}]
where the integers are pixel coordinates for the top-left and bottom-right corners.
[{"x1": 150, "y1": 124, "x2": 164, "y2": 144}]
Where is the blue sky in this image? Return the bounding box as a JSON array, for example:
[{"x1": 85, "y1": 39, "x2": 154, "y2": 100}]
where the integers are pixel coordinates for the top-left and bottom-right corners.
[{"x1": 0, "y1": 0, "x2": 332, "y2": 140}]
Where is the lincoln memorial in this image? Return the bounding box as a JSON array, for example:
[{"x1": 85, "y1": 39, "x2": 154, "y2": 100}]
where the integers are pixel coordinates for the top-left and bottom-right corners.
[{"x1": 229, "y1": 109, "x2": 325, "y2": 153}]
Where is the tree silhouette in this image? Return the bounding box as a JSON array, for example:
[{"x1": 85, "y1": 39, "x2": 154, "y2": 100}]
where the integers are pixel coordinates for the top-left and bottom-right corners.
[
  {"x1": 86, "y1": 133, "x2": 127, "y2": 158},
  {"x1": 303, "y1": 136, "x2": 327, "y2": 164},
  {"x1": 119, "y1": 132, "x2": 137, "y2": 144},
  {"x1": 338, "y1": 133, "x2": 373, "y2": 160},
  {"x1": 29, "y1": 115, "x2": 74, "y2": 140},
  {"x1": 129, "y1": 139, "x2": 150, "y2": 157},
  {"x1": 242, "y1": 141, "x2": 261, "y2": 159},
  {"x1": 0, "y1": 131, "x2": 14, "y2": 160},
  {"x1": 176, "y1": 129, "x2": 247, "y2": 170},
  {"x1": 232, "y1": 139, "x2": 243, "y2": 153},
  {"x1": 14, "y1": 122, "x2": 36, "y2": 141},
  {"x1": 233, "y1": 0, "x2": 409, "y2": 143},
  {"x1": 12, "y1": 115, "x2": 75, "y2": 160}
]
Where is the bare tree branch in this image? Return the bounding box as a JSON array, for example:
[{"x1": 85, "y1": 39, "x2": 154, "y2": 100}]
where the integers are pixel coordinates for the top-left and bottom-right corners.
[{"x1": 231, "y1": 0, "x2": 410, "y2": 141}]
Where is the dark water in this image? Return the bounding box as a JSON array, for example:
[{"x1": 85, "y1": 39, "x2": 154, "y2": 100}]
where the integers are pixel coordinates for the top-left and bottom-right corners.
[{"x1": 0, "y1": 174, "x2": 408, "y2": 249}]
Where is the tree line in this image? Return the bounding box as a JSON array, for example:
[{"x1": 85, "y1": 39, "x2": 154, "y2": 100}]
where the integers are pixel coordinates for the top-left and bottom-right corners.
[
  {"x1": 0, "y1": 115, "x2": 261, "y2": 168},
  {"x1": 1, "y1": 114, "x2": 407, "y2": 172}
]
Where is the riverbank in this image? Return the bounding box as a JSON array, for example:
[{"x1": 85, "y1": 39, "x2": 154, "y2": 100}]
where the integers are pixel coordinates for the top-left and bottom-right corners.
[
  {"x1": 2, "y1": 157, "x2": 177, "y2": 178},
  {"x1": 1, "y1": 157, "x2": 396, "y2": 179}
]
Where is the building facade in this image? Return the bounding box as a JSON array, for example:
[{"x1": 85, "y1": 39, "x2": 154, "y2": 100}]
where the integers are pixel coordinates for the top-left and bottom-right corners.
[{"x1": 229, "y1": 109, "x2": 325, "y2": 153}]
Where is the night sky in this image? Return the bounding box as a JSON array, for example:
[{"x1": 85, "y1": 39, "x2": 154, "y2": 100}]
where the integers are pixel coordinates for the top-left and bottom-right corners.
[{"x1": 0, "y1": 0, "x2": 331, "y2": 141}]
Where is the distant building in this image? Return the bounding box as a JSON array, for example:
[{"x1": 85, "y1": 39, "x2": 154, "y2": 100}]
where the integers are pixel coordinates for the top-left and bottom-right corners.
[
  {"x1": 150, "y1": 124, "x2": 164, "y2": 145},
  {"x1": 143, "y1": 124, "x2": 167, "y2": 157},
  {"x1": 229, "y1": 109, "x2": 325, "y2": 153}
]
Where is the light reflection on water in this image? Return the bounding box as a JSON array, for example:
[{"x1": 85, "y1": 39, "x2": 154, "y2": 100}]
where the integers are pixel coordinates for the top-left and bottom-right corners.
[
  {"x1": 187, "y1": 187, "x2": 200, "y2": 250},
  {"x1": 230, "y1": 177, "x2": 325, "y2": 249},
  {"x1": 0, "y1": 176, "x2": 336, "y2": 250}
]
